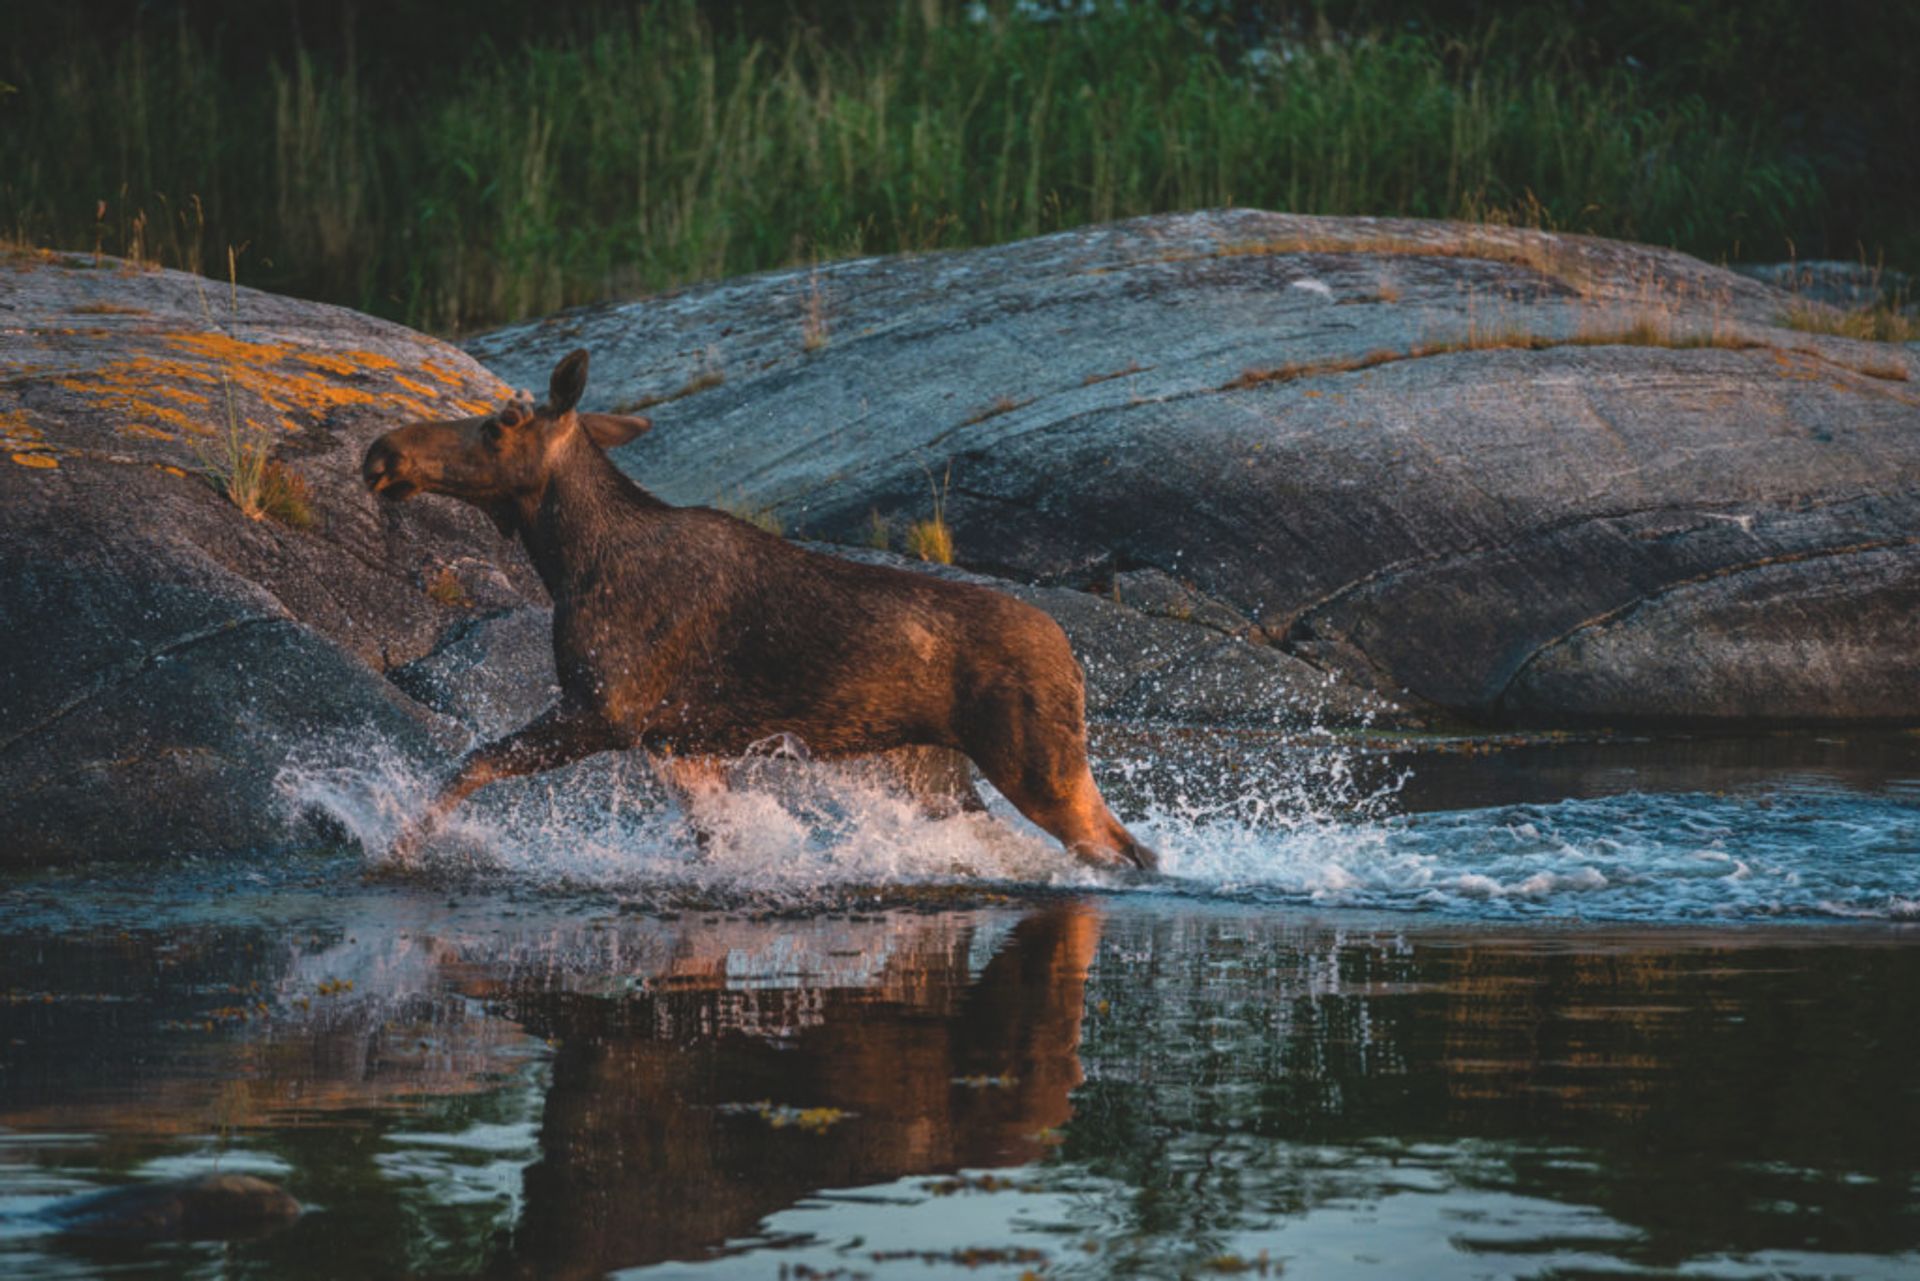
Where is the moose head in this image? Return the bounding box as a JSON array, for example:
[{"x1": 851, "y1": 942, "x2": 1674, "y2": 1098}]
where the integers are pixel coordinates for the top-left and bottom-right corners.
[{"x1": 362, "y1": 349, "x2": 650, "y2": 535}]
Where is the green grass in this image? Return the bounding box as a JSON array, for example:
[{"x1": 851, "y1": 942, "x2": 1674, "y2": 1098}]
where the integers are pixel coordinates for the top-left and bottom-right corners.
[{"x1": 0, "y1": 2, "x2": 1844, "y2": 334}]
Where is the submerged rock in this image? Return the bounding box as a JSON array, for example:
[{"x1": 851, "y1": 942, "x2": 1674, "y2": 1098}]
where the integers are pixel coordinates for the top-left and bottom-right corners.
[
  {"x1": 41, "y1": 1173, "x2": 301, "y2": 1240},
  {"x1": 471, "y1": 209, "x2": 1920, "y2": 727}
]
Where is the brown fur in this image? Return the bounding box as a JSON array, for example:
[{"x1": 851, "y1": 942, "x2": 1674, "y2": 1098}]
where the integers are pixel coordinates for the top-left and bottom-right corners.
[{"x1": 362, "y1": 349, "x2": 1154, "y2": 870}]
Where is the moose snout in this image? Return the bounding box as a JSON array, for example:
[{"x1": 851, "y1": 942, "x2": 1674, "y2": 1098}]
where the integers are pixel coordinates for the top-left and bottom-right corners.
[{"x1": 361, "y1": 436, "x2": 418, "y2": 499}]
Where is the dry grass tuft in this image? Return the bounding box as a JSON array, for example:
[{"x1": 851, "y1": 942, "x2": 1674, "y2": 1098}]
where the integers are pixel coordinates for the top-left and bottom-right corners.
[
  {"x1": 800, "y1": 269, "x2": 830, "y2": 352},
  {"x1": 1204, "y1": 227, "x2": 1598, "y2": 293},
  {"x1": 1779, "y1": 300, "x2": 1919, "y2": 344},
  {"x1": 1226, "y1": 349, "x2": 1401, "y2": 389},
  {"x1": 69, "y1": 301, "x2": 150, "y2": 316},
  {"x1": 715, "y1": 493, "x2": 784, "y2": 536},
  {"x1": 615, "y1": 365, "x2": 726, "y2": 413},
  {"x1": 961, "y1": 395, "x2": 1026, "y2": 426},
  {"x1": 866, "y1": 508, "x2": 892, "y2": 550},
  {"x1": 207, "y1": 450, "x2": 313, "y2": 528},
  {"x1": 906, "y1": 516, "x2": 953, "y2": 564},
  {"x1": 1082, "y1": 361, "x2": 1147, "y2": 386},
  {"x1": 907, "y1": 463, "x2": 956, "y2": 564},
  {"x1": 425, "y1": 566, "x2": 472, "y2": 608},
  {"x1": 1339, "y1": 278, "x2": 1404, "y2": 304},
  {"x1": 191, "y1": 246, "x2": 311, "y2": 528},
  {"x1": 1226, "y1": 322, "x2": 1769, "y2": 391}
]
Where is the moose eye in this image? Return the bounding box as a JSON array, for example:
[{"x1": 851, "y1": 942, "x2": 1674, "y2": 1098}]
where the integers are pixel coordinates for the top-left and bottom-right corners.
[{"x1": 481, "y1": 418, "x2": 506, "y2": 446}]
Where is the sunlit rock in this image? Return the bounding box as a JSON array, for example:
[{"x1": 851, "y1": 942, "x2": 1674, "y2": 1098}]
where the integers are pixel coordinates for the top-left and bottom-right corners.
[{"x1": 470, "y1": 209, "x2": 1920, "y2": 727}]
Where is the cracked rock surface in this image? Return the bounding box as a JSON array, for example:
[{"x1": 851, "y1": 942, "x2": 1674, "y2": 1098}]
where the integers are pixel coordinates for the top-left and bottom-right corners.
[{"x1": 471, "y1": 209, "x2": 1920, "y2": 726}]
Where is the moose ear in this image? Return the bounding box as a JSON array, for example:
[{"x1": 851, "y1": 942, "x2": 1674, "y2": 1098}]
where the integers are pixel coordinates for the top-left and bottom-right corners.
[
  {"x1": 578, "y1": 412, "x2": 652, "y2": 450},
  {"x1": 547, "y1": 349, "x2": 590, "y2": 415}
]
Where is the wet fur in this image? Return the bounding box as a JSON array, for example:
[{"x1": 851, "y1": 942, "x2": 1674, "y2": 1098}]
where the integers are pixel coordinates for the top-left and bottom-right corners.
[{"x1": 363, "y1": 350, "x2": 1154, "y2": 870}]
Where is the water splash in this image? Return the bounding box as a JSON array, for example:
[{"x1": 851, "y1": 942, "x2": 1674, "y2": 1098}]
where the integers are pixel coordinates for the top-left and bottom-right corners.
[
  {"x1": 272, "y1": 729, "x2": 1920, "y2": 923},
  {"x1": 1149, "y1": 786, "x2": 1920, "y2": 922},
  {"x1": 274, "y1": 736, "x2": 1106, "y2": 898}
]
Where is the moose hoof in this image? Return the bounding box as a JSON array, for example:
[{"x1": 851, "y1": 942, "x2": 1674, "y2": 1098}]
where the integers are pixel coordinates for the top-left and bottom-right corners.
[
  {"x1": 1073, "y1": 837, "x2": 1161, "y2": 879},
  {"x1": 366, "y1": 822, "x2": 430, "y2": 880}
]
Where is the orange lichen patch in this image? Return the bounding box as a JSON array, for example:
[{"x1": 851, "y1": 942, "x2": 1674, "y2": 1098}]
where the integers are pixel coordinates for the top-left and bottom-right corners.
[
  {"x1": 295, "y1": 348, "x2": 399, "y2": 377},
  {"x1": 43, "y1": 328, "x2": 495, "y2": 454},
  {"x1": 164, "y1": 332, "x2": 300, "y2": 368},
  {"x1": 155, "y1": 463, "x2": 188, "y2": 477},
  {"x1": 55, "y1": 337, "x2": 411, "y2": 443},
  {"x1": 55, "y1": 359, "x2": 220, "y2": 438},
  {"x1": 151, "y1": 384, "x2": 213, "y2": 407},
  {"x1": 418, "y1": 356, "x2": 473, "y2": 388},
  {"x1": 0, "y1": 412, "x2": 58, "y2": 466}
]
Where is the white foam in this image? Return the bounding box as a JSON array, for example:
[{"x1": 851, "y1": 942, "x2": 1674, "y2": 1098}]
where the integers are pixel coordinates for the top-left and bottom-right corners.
[
  {"x1": 275, "y1": 732, "x2": 1920, "y2": 923},
  {"x1": 276, "y1": 739, "x2": 1104, "y2": 897}
]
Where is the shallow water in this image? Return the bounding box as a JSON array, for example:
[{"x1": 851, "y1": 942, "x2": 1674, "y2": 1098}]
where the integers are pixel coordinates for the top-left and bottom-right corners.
[{"x1": 1, "y1": 731, "x2": 1917, "y2": 1278}]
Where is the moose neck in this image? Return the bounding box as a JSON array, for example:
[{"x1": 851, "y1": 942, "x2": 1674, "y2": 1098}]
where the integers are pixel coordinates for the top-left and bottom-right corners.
[{"x1": 511, "y1": 427, "x2": 668, "y2": 599}]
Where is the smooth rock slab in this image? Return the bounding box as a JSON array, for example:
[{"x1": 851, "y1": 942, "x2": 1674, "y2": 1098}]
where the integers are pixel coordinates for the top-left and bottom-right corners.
[{"x1": 470, "y1": 210, "x2": 1920, "y2": 726}]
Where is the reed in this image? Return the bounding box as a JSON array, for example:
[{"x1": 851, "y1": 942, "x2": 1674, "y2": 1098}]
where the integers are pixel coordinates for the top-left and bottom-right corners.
[{"x1": 0, "y1": 3, "x2": 1840, "y2": 334}]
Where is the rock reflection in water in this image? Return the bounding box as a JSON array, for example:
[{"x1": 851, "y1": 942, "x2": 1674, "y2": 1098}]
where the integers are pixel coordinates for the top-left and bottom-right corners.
[{"x1": 3, "y1": 889, "x2": 1919, "y2": 1279}]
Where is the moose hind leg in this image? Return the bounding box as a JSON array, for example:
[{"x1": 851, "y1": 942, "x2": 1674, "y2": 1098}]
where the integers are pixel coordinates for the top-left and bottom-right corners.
[
  {"x1": 962, "y1": 690, "x2": 1155, "y2": 871},
  {"x1": 994, "y1": 763, "x2": 1156, "y2": 872}
]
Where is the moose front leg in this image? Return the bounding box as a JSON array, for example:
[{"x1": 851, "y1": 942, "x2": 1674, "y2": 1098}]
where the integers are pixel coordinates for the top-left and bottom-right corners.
[
  {"x1": 388, "y1": 703, "x2": 622, "y2": 865},
  {"x1": 649, "y1": 753, "x2": 731, "y2": 854}
]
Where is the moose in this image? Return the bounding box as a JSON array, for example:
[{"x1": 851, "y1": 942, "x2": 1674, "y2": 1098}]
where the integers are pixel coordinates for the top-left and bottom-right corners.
[{"x1": 362, "y1": 349, "x2": 1156, "y2": 871}]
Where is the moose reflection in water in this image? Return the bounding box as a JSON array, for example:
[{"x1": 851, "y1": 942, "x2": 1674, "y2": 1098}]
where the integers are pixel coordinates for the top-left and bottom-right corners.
[
  {"x1": 496, "y1": 901, "x2": 1098, "y2": 1277},
  {"x1": 0, "y1": 899, "x2": 1102, "y2": 1278}
]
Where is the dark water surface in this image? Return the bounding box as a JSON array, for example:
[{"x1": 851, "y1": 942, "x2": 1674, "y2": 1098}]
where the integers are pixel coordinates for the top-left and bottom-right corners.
[{"x1": 2, "y1": 734, "x2": 1917, "y2": 1279}]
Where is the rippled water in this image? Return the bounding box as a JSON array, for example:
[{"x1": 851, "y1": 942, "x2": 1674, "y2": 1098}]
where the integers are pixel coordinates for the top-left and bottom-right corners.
[{"x1": 0, "y1": 731, "x2": 1916, "y2": 1278}]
